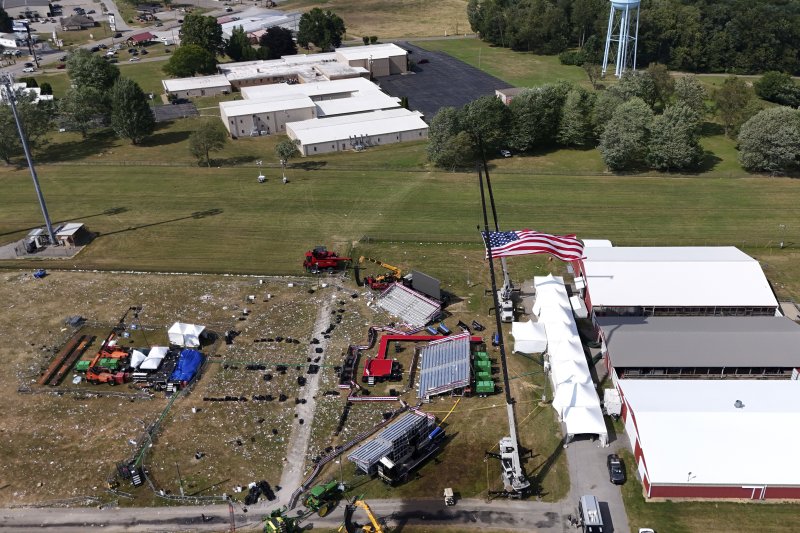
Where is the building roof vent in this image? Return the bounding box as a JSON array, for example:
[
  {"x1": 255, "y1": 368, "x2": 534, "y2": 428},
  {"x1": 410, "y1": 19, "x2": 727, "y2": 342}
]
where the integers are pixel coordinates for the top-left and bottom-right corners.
[{"x1": 734, "y1": 399, "x2": 745, "y2": 409}]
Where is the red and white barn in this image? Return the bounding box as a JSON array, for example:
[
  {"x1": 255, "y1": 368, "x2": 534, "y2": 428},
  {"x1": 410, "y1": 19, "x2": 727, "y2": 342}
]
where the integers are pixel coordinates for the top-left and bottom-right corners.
[
  {"x1": 572, "y1": 246, "x2": 779, "y2": 318},
  {"x1": 617, "y1": 379, "x2": 800, "y2": 499}
]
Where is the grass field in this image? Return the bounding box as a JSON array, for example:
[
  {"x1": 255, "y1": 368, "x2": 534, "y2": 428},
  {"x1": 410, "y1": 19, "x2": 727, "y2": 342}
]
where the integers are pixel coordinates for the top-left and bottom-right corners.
[
  {"x1": 281, "y1": 0, "x2": 470, "y2": 39},
  {"x1": 413, "y1": 39, "x2": 588, "y2": 88}
]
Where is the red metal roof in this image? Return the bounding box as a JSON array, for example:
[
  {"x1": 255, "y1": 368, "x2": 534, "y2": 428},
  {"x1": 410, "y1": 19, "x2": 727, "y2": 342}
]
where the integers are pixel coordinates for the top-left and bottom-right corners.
[
  {"x1": 130, "y1": 32, "x2": 155, "y2": 43},
  {"x1": 364, "y1": 358, "x2": 393, "y2": 378}
]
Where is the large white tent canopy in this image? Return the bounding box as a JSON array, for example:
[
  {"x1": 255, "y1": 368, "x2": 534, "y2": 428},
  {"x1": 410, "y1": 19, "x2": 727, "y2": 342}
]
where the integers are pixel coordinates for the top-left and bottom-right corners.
[
  {"x1": 168, "y1": 322, "x2": 205, "y2": 347},
  {"x1": 534, "y1": 274, "x2": 607, "y2": 446}
]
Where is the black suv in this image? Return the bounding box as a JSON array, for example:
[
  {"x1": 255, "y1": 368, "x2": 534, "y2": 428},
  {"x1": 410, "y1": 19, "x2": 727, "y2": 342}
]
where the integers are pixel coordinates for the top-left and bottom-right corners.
[{"x1": 607, "y1": 453, "x2": 626, "y2": 485}]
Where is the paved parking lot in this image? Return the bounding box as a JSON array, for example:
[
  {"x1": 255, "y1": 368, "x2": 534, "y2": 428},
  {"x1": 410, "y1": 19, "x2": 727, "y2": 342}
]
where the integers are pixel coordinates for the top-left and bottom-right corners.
[{"x1": 377, "y1": 42, "x2": 513, "y2": 120}]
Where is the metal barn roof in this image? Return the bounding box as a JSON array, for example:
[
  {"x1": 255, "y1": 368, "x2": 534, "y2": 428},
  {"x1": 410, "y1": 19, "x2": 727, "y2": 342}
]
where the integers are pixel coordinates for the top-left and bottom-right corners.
[
  {"x1": 335, "y1": 43, "x2": 407, "y2": 61},
  {"x1": 219, "y1": 94, "x2": 315, "y2": 117},
  {"x1": 581, "y1": 246, "x2": 778, "y2": 308},
  {"x1": 314, "y1": 92, "x2": 400, "y2": 117},
  {"x1": 619, "y1": 379, "x2": 800, "y2": 487},
  {"x1": 376, "y1": 282, "x2": 441, "y2": 327},
  {"x1": 597, "y1": 316, "x2": 800, "y2": 368},
  {"x1": 417, "y1": 334, "x2": 471, "y2": 400}
]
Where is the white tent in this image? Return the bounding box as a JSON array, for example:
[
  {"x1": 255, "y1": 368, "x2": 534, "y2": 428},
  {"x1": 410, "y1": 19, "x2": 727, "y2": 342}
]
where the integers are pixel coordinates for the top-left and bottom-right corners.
[
  {"x1": 511, "y1": 320, "x2": 547, "y2": 354},
  {"x1": 168, "y1": 322, "x2": 206, "y2": 347},
  {"x1": 139, "y1": 346, "x2": 168, "y2": 370},
  {"x1": 552, "y1": 380, "x2": 599, "y2": 417},
  {"x1": 130, "y1": 349, "x2": 147, "y2": 369},
  {"x1": 551, "y1": 358, "x2": 591, "y2": 386},
  {"x1": 562, "y1": 405, "x2": 608, "y2": 446}
]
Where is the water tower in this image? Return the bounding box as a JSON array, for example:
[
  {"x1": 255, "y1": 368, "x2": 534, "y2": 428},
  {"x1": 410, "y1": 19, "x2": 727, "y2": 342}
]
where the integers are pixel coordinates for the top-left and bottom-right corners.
[{"x1": 601, "y1": 0, "x2": 641, "y2": 78}]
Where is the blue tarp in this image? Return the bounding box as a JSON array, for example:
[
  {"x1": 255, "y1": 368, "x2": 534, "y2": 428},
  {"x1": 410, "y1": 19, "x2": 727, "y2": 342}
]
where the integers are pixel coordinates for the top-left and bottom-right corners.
[{"x1": 169, "y1": 349, "x2": 204, "y2": 383}]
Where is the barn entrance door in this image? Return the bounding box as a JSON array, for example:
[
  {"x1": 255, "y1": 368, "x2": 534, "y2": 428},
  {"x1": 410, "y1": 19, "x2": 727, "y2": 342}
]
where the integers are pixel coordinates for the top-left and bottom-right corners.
[{"x1": 743, "y1": 485, "x2": 766, "y2": 500}]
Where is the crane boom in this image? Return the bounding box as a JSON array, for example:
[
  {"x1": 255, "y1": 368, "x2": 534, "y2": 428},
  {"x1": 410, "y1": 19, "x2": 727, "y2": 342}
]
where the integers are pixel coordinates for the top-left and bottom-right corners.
[
  {"x1": 354, "y1": 500, "x2": 384, "y2": 533},
  {"x1": 358, "y1": 256, "x2": 402, "y2": 278}
]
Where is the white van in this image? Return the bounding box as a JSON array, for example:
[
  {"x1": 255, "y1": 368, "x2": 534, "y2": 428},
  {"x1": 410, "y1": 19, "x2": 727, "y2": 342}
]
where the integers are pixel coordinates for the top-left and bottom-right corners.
[{"x1": 578, "y1": 495, "x2": 604, "y2": 533}]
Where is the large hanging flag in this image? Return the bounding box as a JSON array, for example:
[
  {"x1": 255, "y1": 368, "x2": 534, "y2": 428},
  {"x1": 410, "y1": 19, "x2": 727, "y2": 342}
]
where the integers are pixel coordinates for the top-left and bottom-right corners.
[{"x1": 483, "y1": 230, "x2": 584, "y2": 261}]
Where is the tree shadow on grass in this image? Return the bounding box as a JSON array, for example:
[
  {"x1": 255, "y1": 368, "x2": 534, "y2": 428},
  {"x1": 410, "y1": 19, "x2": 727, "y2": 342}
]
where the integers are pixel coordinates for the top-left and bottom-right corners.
[
  {"x1": 213, "y1": 154, "x2": 259, "y2": 167},
  {"x1": 38, "y1": 131, "x2": 117, "y2": 163},
  {"x1": 0, "y1": 207, "x2": 128, "y2": 238},
  {"x1": 292, "y1": 160, "x2": 327, "y2": 171},
  {"x1": 701, "y1": 121, "x2": 725, "y2": 136},
  {"x1": 95, "y1": 208, "x2": 223, "y2": 238},
  {"x1": 696, "y1": 150, "x2": 723, "y2": 173},
  {"x1": 138, "y1": 128, "x2": 191, "y2": 147}
]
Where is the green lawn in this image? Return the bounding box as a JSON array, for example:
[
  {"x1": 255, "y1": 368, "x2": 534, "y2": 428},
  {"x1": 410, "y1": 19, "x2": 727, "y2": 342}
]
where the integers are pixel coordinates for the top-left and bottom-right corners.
[
  {"x1": 412, "y1": 38, "x2": 588, "y2": 88},
  {"x1": 35, "y1": 56, "x2": 170, "y2": 98},
  {"x1": 3, "y1": 152, "x2": 800, "y2": 292}
]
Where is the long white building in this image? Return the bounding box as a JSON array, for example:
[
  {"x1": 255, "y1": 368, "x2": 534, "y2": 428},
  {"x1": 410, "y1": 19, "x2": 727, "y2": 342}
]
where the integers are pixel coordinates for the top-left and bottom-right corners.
[{"x1": 286, "y1": 108, "x2": 428, "y2": 156}]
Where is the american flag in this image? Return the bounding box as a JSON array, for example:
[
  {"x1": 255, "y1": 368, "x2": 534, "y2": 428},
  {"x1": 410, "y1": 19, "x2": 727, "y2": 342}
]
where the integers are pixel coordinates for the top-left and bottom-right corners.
[{"x1": 482, "y1": 230, "x2": 584, "y2": 261}]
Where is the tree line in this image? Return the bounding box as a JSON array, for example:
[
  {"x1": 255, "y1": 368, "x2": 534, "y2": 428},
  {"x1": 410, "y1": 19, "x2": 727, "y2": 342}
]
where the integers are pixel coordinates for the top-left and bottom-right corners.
[
  {"x1": 467, "y1": 0, "x2": 800, "y2": 75},
  {"x1": 164, "y1": 8, "x2": 346, "y2": 77},
  {"x1": 0, "y1": 50, "x2": 155, "y2": 164},
  {"x1": 428, "y1": 67, "x2": 800, "y2": 174}
]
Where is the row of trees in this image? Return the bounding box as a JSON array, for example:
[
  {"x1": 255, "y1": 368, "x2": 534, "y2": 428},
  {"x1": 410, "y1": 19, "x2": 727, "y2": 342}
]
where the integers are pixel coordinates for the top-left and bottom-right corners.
[
  {"x1": 467, "y1": 0, "x2": 800, "y2": 75},
  {"x1": 0, "y1": 50, "x2": 155, "y2": 163},
  {"x1": 429, "y1": 66, "x2": 800, "y2": 174}
]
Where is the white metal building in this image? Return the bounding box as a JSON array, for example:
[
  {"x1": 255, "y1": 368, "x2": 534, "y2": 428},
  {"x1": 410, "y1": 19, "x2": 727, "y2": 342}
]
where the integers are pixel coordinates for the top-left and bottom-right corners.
[
  {"x1": 239, "y1": 76, "x2": 381, "y2": 102},
  {"x1": 335, "y1": 43, "x2": 408, "y2": 77},
  {"x1": 286, "y1": 108, "x2": 428, "y2": 156},
  {"x1": 220, "y1": 94, "x2": 316, "y2": 138},
  {"x1": 618, "y1": 379, "x2": 800, "y2": 499},
  {"x1": 573, "y1": 246, "x2": 779, "y2": 317},
  {"x1": 162, "y1": 75, "x2": 232, "y2": 99}
]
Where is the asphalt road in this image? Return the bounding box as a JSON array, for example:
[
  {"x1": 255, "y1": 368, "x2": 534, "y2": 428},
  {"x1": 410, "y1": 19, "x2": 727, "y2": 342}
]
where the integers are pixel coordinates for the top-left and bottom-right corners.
[{"x1": 0, "y1": 497, "x2": 577, "y2": 532}]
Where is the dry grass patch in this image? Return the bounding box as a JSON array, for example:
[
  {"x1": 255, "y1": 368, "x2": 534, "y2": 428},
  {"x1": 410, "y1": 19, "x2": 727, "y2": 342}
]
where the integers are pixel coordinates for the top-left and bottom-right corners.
[{"x1": 282, "y1": 0, "x2": 469, "y2": 39}]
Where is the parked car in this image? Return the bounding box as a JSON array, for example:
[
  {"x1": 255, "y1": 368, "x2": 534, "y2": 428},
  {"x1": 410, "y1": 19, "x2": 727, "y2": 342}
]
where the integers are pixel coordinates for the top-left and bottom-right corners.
[
  {"x1": 155, "y1": 21, "x2": 163, "y2": 27},
  {"x1": 127, "y1": 48, "x2": 136, "y2": 54},
  {"x1": 23, "y1": 62, "x2": 34, "y2": 67},
  {"x1": 22, "y1": 67, "x2": 35, "y2": 72},
  {"x1": 56, "y1": 63, "x2": 66, "y2": 69},
  {"x1": 128, "y1": 56, "x2": 140, "y2": 62},
  {"x1": 607, "y1": 454, "x2": 626, "y2": 485},
  {"x1": 114, "y1": 32, "x2": 122, "y2": 38},
  {"x1": 87, "y1": 9, "x2": 95, "y2": 14},
  {"x1": 225, "y1": 7, "x2": 233, "y2": 12},
  {"x1": 500, "y1": 149, "x2": 512, "y2": 158},
  {"x1": 140, "y1": 49, "x2": 148, "y2": 55},
  {"x1": 59, "y1": 55, "x2": 68, "y2": 61},
  {"x1": 89, "y1": 46, "x2": 100, "y2": 52},
  {"x1": 98, "y1": 43, "x2": 107, "y2": 49}
]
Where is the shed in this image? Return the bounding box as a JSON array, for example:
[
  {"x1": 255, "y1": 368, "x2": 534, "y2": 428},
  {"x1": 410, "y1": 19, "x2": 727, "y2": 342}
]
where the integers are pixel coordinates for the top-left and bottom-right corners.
[
  {"x1": 129, "y1": 32, "x2": 155, "y2": 45},
  {"x1": 55, "y1": 222, "x2": 87, "y2": 247}
]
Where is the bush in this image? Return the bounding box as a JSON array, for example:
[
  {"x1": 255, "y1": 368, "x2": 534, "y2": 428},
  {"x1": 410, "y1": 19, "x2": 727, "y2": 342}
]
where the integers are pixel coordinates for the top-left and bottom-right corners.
[
  {"x1": 559, "y1": 50, "x2": 585, "y2": 66},
  {"x1": 754, "y1": 71, "x2": 800, "y2": 108}
]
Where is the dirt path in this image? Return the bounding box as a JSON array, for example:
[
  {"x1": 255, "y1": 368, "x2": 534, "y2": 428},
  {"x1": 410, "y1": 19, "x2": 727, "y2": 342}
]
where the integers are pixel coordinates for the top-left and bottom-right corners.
[{"x1": 271, "y1": 291, "x2": 336, "y2": 508}]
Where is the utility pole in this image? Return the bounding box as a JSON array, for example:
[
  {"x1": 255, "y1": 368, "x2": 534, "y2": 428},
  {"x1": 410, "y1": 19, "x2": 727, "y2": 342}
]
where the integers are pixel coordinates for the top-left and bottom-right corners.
[{"x1": 1, "y1": 75, "x2": 57, "y2": 244}]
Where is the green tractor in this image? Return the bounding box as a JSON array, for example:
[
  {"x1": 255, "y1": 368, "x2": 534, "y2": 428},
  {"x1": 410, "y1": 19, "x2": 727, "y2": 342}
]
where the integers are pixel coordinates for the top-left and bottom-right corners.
[
  {"x1": 303, "y1": 480, "x2": 342, "y2": 517},
  {"x1": 263, "y1": 508, "x2": 301, "y2": 533}
]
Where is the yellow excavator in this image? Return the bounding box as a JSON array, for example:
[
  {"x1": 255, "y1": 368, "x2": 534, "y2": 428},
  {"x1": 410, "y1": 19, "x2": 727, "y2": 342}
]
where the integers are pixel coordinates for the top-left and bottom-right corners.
[
  {"x1": 356, "y1": 256, "x2": 403, "y2": 291},
  {"x1": 339, "y1": 497, "x2": 385, "y2": 533}
]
